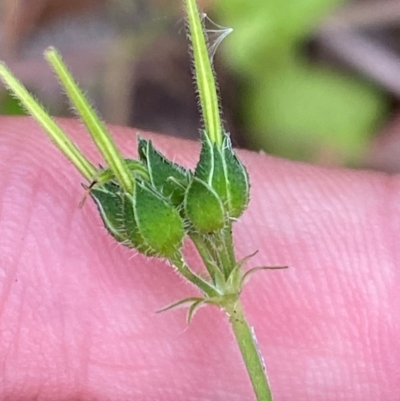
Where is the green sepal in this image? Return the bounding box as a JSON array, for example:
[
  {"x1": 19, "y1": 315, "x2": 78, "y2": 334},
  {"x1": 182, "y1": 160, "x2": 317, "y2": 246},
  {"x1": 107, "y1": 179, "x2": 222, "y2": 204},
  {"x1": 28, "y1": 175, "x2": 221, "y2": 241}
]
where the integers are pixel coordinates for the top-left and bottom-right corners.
[
  {"x1": 194, "y1": 131, "x2": 214, "y2": 183},
  {"x1": 195, "y1": 131, "x2": 249, "y2": 219},
  {"x1": 90, "y1": 182, "x2": 127, "y2": 243},
  {"x1": 221, "y1": 134, "x2": 250, "y2": 218},
  {"x1": 185, "y1": 177, "x2": 225, "y2": 234},
  {"x1": 138, "y1": 137, "x2": 190, "y2": 206},
  {"x1": 124, "y1": 182, "x2": 185, "y2": 258},
  {"x1": 195, "y1": 132, "x2": 229, "y2": 207}
]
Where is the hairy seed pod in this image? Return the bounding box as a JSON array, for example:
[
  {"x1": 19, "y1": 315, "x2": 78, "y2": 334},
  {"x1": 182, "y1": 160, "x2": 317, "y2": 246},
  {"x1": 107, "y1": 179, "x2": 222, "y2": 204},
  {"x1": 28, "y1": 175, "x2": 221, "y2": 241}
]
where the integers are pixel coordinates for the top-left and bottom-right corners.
[
  {"x1": 195, "y1": 131, "x2": 249, "y2": 219},
  {"x1": 184, "y1": 177, "x2": 225, "y2": 234},
  {"x1": 123, "y1": 182, "x2": 185, "y2": 258}
]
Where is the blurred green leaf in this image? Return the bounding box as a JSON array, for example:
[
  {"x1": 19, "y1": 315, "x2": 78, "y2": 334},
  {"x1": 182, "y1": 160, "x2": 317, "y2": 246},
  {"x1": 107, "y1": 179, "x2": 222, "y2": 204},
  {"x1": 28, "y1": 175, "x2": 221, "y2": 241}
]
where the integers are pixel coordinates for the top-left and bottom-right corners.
[
  {"x1": 214, "y1": 0, "x2": 389, "y2": 163},
  {"x1": 248, "y1": 61, "x2": 387, "y2": 162}
]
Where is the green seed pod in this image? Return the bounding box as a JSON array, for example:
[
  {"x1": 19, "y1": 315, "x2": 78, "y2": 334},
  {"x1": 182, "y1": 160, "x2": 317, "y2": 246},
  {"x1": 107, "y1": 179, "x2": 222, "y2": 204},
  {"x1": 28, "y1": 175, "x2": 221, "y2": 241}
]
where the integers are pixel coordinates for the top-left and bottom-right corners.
[
  {"x1": 123, "y1": 182, "x2": 185, "y2": 258},
  {"x1": 195, "y1": 131, "x2": 249, "y2": 219},
  {"x1": 184, "y1": 177, "x2": 225, "y2": 234},
  {"x1": 138, "y1": 137, "x2": 190, "y2": 206},
  {"x1": 87, "y1": 158, "x2": 151, "y2": 247},
  {"x1": 90, "y1": 182, "x2": 127, "y2": 243}
]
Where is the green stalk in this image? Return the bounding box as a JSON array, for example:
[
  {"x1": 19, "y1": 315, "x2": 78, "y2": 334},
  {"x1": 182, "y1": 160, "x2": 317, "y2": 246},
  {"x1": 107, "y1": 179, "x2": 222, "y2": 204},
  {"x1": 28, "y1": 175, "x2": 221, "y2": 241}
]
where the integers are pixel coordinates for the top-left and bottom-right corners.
[
  {"x1": 185, "y1": 0, "x2": 222, "y2": 146},
  {"x1": 189, "y1": 232, "x2": 224, "y2": 287},
  {"x1": 44, "y1": 47, "x2": 134, "y2": 194},
  {"x1": 0, "y1": 63, "x2": 96, "y2": 181},
  {"x1": 210, "y1": 230, "x2": 234, "y2": 278},
  {"x1": 169, "y1": 252, "x2": 218, "y2": 297},
  {"x1": 222, "y1": 222, "x2": 236, "y2": 268},
  {"x1": 225, "y1": 301, "x2": 274, "y2": 401}
]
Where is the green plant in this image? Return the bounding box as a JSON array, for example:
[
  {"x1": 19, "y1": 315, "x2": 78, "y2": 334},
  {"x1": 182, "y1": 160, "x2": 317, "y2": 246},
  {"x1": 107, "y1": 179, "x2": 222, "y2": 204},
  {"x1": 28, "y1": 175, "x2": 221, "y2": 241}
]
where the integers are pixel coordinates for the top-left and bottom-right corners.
[{"x1": 0, "y1": 1, "x2": 286, "y2": 400}]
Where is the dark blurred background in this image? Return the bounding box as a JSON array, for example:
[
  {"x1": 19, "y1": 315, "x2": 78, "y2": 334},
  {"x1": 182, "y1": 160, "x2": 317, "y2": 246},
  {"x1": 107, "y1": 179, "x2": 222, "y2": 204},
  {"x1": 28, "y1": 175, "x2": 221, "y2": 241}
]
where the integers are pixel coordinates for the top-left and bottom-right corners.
[{"x1": 1, "y1": 0, "x2": 400, "y2": 171}]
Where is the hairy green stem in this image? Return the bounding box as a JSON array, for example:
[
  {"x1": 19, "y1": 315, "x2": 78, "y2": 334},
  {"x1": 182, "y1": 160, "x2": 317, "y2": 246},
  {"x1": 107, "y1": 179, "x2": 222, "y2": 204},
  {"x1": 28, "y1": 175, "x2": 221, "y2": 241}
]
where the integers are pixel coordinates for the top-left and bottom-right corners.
[
  {"x1": 222, "y1": 222, "x2": 236, "y2": 267},
  {"x1": 169, "y1": 252, "x2": 218, "y2": 297},
  {"x1": 45, "y1": 47, "x2": 135, "y2": 194},
  {"x1": 184, "y1": 0, "x2": 222, "y2": 146},
  {"x1": 189, "y1": 232, "x2": 224, "y2": 288},
  {"x1": 225, "y1": 301, "x2": 274, "y2": 401},
  {"x1": 0, "y1": 63, "x2": 96, "y2": 181},
  {"x1": 210, "y1": 230, "x2": 234, "y2": 278}
]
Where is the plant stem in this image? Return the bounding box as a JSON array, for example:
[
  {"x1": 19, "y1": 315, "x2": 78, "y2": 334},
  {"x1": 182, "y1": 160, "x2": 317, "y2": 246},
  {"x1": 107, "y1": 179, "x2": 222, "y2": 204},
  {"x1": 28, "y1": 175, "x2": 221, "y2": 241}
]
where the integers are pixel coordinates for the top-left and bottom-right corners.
[
  {"x1": 184, "y1": 0, "x2": 222, "y2": 146},
  {"x1": 189, "y1": 232, "x2": 220, "y2": 284},
  {"x1": 0, "y1": 63, "x2": 96, "y2": 181},
  {"x1": 210, "y1": 230, "x2": 234, "y2": 278},
  {"x1": 169, "y1": 252, "x2": 218, "y2": 297},
  {"x1": 222, "y1": 222, "x2": 236, "y2": 267},
  {"x1": 45, "y1": 47, "x2": 135, "y2": 195},
  {"x1": 225, "y1": 301, "x2": 274, "y2": 401}
]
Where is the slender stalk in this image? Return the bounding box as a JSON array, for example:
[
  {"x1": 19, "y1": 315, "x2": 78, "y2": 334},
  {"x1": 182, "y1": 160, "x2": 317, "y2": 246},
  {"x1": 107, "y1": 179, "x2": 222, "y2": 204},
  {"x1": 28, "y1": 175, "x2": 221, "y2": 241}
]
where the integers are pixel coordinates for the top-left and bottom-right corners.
[
  {"x1": 169, "y1": 252, "x2": 218, "y2": 297},
  {"x1": 184, "y1": 0, "x2": 222, "y2": 146},
  {"x1": 0, "y1": 63, "x2": 96, "y2": 181},
  {"x1": 222, "y1": 222, "x2": 236, "y2": 267},
  {"x1": 44, "y1": 47, "x2": 134, "y2": 194},
  {"x1": 190, "y1": 232, "x2": 217, "y2": 281},
  {"x1": 209, "y1": 230, "x2": 234, "y2": 278},
  {"x1": 225, "y1": 301, "x2": 274, "y2": 401}
]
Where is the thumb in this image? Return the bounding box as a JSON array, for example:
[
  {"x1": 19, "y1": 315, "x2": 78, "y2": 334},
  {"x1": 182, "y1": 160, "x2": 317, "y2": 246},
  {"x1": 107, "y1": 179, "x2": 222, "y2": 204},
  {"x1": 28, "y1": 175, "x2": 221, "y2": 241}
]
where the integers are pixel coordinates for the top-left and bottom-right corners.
[{"x1": 0, "y1": 116, "x2": 398, "y2": 401}]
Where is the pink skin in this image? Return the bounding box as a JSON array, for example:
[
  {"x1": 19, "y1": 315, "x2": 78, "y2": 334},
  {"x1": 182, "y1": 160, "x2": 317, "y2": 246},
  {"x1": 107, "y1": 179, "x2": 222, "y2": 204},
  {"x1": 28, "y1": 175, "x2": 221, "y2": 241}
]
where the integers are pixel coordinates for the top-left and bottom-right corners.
[{"x1": 0, "y1": 116, "x2": 399, "y2": 400}]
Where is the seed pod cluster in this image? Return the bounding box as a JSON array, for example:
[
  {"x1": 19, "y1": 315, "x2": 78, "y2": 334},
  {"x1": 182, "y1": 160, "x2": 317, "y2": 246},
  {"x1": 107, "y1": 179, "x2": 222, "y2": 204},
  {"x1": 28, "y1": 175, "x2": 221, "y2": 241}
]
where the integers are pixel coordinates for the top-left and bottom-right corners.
[
  {"x1": 90, "y1": 133, "x2": 249, "y2": 258},
  {"x1": 90, "y1": 138, "x2": 188, "y2": 258}
]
